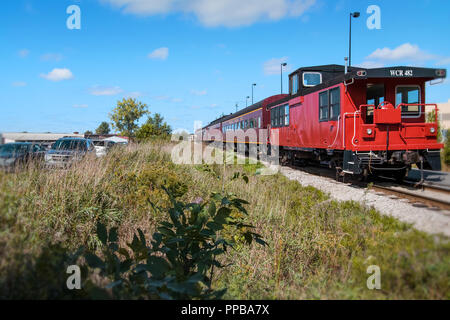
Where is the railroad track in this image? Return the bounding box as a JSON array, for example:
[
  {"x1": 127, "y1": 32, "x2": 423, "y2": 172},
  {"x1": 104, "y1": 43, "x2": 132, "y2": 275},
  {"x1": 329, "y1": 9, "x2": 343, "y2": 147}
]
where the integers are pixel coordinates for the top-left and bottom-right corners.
[
  {"x1": 287, "y1": 163, "x2": 450, "y2": 211},
  {"x1": 370, "y1": 183, "x2": 450, "y2": 211}
]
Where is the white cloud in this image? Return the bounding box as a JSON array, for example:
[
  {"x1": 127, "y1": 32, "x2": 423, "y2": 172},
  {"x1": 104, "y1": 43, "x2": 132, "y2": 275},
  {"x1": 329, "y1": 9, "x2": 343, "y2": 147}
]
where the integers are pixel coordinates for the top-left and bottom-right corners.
[
  {"x1": 73, "y1": 104, "x2": 89, "y2": 109},
  {"x1": 153, "y1": 95, "x2": 170, "y2": 100},
  {"x1": 360, "y1": 43, "x2": 450, "y2": 69},
  {"x1": 191, "y1": 89, "x2": 207, "y2": 96},
  {"x1": 148, "y1": 47, "x2": 169, "y2": 60},
  {"x1": 18, "y1": 49, "x2": 30, "y2": 58},
  {"x1": 40, "y1": 68, "x2": 74, "y2": 81},
  {"x1": 152, "y1": 95, "x2": 183, "y2": 102},
  {"x1": 89, "y1": 85, "x2": 123, "y2": 96},
  {"x1": 126, "y1": 91, "x2": 143, "y2": 98},
  {"x1": 41, "y1": 53, "x2": 63, "y2": 62},
  {"x1": 355, "y1": 61, "x2": 385, "y2": 69},
  {"x1": 263, "y1": 57, "x2": 290, "y2": 75},
  {"x1": 12, "y1": 81, "x2": 27, "y2": 87},
  {"x1": 366, "y1": 43, "x2": 435, "y2": 62},
  {"x1": 101, "y1": 0, "x2": 316, "y2": 27}
]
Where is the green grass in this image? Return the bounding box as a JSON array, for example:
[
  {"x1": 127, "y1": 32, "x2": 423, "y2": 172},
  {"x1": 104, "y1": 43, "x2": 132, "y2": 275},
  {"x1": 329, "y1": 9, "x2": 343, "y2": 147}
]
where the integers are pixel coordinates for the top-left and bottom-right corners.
[{"x1": 0, "y1": 141, "x2": 449, "y2": 299}]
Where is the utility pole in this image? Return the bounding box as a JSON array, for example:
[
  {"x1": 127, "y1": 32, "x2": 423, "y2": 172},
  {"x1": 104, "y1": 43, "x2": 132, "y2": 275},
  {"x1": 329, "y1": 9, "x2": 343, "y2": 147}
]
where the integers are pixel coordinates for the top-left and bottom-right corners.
[
  {"x1": 281, "y1": 63, "x2": 287, "y2": 94},
  {"x1": 252, "y1": 83, "x2": 256, "y2": 104},
  {"x1": 349, "y1": 11, "x2": 360, "y2": 66}
]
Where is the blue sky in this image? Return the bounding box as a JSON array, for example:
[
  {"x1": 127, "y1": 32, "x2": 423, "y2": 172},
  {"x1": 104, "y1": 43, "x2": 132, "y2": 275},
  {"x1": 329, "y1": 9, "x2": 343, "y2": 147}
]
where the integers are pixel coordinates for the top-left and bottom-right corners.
[{"x1": 1, "y1": 0, "x2": 449, "y2": 134}]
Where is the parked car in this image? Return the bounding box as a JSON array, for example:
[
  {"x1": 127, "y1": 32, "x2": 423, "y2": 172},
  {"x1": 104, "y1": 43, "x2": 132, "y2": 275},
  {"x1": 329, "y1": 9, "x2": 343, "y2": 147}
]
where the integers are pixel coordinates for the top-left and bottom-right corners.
[
  {"x1": 91, "y1": 139, "x2": 116, "y2": 157},
  {"x1": 0, "y1": 142, "x2": 46, "y2": 171},
  {"x1": 44, "y1": 137, "x2": 95, "y2": 168}
]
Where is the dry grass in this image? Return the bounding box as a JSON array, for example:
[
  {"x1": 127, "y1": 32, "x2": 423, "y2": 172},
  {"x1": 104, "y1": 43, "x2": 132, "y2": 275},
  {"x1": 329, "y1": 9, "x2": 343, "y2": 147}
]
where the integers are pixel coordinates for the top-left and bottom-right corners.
[{"x1": 0, "y1": 141, "x2": 449, "y2": 299}]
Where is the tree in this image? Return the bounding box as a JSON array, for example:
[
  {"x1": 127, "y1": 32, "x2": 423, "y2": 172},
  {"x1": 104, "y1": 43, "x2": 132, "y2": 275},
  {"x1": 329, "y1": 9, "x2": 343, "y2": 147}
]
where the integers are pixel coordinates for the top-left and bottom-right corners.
[
  {"x1": 84, "y1": 130, "x2": 93, "y2": 136},
  {"x1": 444, "y1": 131, "x2": 450, "y2": 166},
  {"x1": 109, "y1": 98, "x2": 149, "y2": 138},
  {"x1": 135, "y1": 113, "x2": 172, "y2": 141},
  {"x1": 426, "y1": 110, "x2": 442, "y2": 142},
  {"x1": 95, "y1": 122, "x2": 110, "y2": 135}
]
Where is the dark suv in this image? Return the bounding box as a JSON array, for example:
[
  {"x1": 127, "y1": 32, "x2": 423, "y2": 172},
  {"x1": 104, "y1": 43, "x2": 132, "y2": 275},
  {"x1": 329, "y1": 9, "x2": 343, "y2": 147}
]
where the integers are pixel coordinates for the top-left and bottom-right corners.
[
  {"x1": 45, "y1": 137, "x2": 95, "y2": 168},
  {"x1": 0, "y1": 142, "x2": 46, "y2": 171}
]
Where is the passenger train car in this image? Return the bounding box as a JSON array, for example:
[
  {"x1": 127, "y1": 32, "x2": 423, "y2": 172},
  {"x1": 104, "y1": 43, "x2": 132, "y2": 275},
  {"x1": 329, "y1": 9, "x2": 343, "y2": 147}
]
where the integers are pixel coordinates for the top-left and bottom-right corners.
[{"x1": 198, "y1": 64, "x2": 446, "y2": 180}]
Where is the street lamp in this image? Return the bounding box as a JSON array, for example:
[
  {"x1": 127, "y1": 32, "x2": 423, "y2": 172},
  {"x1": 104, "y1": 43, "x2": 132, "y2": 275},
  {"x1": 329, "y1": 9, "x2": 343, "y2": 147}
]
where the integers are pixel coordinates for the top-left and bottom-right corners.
[
  {"x1": 251, "y1": 83, "x2": 256, "y2": 104},
  {"x1": 235, "y1": 102, "x2": 239, "y2": 112},
  {"x1": 281, "y1": 63, "x2": 287, "y2": 94},
  {"x1": 349, "y1": 11, "x2": 360, "y2": 67},
  {"x1": 246, "y1": 96, "x2": 250, "y2": 107}
]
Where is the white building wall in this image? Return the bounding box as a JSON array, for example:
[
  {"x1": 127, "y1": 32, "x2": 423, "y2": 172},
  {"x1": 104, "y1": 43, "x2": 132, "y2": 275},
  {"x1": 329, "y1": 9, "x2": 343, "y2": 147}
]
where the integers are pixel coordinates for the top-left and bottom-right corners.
[
  {"x1": 0, "y1": 133, "x2": 83, "y2": 145},
  {"x1": 438, "y1": 99, "x2": 450, "y2": 130}
]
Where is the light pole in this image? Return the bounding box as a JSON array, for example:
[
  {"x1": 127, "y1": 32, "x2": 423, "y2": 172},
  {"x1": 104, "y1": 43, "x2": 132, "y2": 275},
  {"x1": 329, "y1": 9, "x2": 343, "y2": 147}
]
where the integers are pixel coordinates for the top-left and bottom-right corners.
[
  {"x1": 235, "y1": 103, "x2": 239, "y2": 113},
  {"x1": 281, "y1": 62, "x2": 287, "y2": 94},
  {"x1": 349, "y1": 11, "x2": 360, "y2": 67},
  {"x1": 251, "y1": 83, "x2": 256, "y2": 104},
  {"x1": 246, "y1": 96, "x2": 250, "y2": 107}
]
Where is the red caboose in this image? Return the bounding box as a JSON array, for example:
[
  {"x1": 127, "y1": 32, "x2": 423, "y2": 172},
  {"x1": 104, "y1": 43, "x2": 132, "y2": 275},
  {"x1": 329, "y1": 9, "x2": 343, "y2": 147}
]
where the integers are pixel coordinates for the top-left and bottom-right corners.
[
  {"x1": 201, "y1": 64, "x2": 446, "y2": 180},
  {"x1": 268, "y1": 64, "x2": 446, "y2": 179}
]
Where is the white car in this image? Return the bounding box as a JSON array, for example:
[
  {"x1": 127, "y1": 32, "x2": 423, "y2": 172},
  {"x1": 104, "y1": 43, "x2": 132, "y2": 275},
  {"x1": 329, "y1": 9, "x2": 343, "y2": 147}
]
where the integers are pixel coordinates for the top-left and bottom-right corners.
[{"x1": 92, "y1": 140, "x2": 116, "y2": 157}]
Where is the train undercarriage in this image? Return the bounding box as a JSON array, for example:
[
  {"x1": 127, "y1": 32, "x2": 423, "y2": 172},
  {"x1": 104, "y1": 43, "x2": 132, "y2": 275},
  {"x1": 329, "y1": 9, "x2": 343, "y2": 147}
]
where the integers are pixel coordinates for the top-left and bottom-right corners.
[
  {"x1": 225, "y1": 141, "x2": 442, "y2": 182},
  {"x1": 278, "y1": 146, "x2": 442, "y2": 182}
]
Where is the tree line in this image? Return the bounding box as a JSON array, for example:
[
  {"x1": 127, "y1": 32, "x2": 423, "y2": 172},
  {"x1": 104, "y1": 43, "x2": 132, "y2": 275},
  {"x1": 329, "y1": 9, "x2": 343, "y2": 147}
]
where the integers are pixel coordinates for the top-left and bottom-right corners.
[{"x1": 84, "y1": 98, "x2": 172, "y2": 141}]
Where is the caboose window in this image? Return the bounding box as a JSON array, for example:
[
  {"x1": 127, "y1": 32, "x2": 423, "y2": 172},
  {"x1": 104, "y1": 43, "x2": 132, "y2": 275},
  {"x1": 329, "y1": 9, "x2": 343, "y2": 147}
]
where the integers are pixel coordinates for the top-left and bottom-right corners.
[
  {"x1": 396, "y1": 85, "x2": 421, "y2": 117},
  {"x1": 329, "y1": 88, "x2": 340, "y2": 120},
  {"x1": 366, "y1": 83, "x2": 385, "y2": 107},
  {"x1": 292, "y1": 74, "x2": 299, "y2": 94},
  {"x1": 285, "y1": 105, "x2": 289, "y2": 125},
  {"x1": 276, "y1": 108, "x2": 280, "y2": 126},
  {"x1": 303, "y1": 72, "x2": 322, "y2": 87},
  {"x1": 279, "y1": 106, "x2": 285, "y2": 126},
  {"x1": 319, "y1": 91, "x2": 329, "y2": 121}
]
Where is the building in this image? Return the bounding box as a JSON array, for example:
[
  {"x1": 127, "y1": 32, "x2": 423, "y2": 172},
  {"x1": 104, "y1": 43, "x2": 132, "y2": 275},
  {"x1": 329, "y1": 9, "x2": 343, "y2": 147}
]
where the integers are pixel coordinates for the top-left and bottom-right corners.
[
  {"x1": 0, "y1": 132, "x2": 84, "y2": 147},
  {"x1": 438, "y1": 99, "x2": 450, "y2": 130},
  {"x1": 84, "y1": 134, "x2": 129, "y2": 144},
  {"x1": 0, "y1": 132, "x2": 130, "y2": 147}
]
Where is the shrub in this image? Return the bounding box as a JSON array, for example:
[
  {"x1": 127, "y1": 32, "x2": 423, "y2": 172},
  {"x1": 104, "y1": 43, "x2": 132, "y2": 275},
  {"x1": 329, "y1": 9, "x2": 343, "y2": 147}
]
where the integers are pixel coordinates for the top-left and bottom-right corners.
[
  {"x1": 81, "y1": 186, "x2": 266, "y2": 299},
  {"x1": 444, "y1": 131, "x2": 450, "y2": 166}
]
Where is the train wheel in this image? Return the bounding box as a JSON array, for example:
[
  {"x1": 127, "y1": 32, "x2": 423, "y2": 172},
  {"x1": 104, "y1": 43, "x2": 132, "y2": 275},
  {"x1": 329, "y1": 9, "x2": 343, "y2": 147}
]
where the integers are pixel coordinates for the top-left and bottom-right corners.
[
  {"x1": 280, "y1": 154, "x2": 289, "y2": 166},
  {"x1": 335, "y1": 167, "x2": 344, "y2": 181},
  {"x1": 294, "y1": 158, "x2": 308, "y2": 167},
  {"x1": 359, "y1": 168, "x2": 369, "y2": 182},
  {"x1": 392, "y1": 168, "x2": 409, "y2": 182}
]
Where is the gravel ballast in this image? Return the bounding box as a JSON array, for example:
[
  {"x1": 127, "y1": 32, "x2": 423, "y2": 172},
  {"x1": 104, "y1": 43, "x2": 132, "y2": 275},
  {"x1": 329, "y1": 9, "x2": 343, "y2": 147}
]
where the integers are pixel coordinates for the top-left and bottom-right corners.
[{"x1": 273, "y1": 164, "x2": 450, "y2": 237}]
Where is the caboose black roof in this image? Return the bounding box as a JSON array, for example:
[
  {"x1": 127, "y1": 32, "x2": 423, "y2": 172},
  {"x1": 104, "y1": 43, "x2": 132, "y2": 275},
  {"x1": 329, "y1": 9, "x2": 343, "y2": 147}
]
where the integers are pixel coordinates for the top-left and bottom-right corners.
[
  {"x1": 289, "y1": 64, "x2": 362, "y2": 75},
  {"x1": 289, "y1": 64, "x2": 446, "y2": 79}
]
